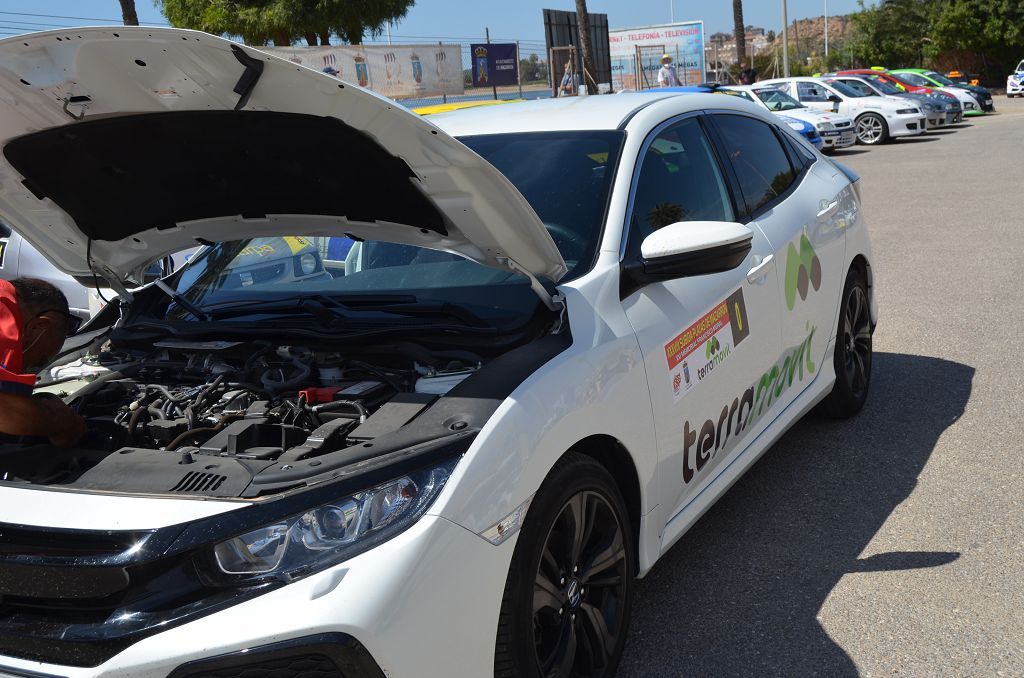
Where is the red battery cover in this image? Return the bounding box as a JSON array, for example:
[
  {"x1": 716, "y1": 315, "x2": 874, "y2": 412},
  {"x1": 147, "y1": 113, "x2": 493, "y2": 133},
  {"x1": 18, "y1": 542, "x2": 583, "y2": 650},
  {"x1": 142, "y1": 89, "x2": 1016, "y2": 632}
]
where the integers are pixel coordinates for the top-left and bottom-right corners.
[{"x1": 298, "y1": 386, "x2": 343, "y2": 404}]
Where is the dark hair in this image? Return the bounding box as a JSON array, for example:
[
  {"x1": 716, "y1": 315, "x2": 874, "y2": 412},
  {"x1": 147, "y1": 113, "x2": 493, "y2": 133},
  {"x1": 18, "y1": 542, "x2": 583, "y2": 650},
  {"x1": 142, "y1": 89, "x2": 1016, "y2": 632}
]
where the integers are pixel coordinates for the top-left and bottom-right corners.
[{"x1": 10, "y1": 278, "x2": 69, "y2": 319}]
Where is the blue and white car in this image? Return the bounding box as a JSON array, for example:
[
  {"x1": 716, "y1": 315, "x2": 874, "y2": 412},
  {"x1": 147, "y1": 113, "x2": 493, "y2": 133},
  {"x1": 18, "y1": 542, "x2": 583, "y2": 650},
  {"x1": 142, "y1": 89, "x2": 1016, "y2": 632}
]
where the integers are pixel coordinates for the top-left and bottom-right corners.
[
  {"x1": 777, "y1": 115, "x2": 824, "y2": 150},
  {"x1": 721, "y1": 85, "x2": 857, "y2": 153},
  {"x1": 1008, "y1": 60, "x2": 1024, "y2": 97}
]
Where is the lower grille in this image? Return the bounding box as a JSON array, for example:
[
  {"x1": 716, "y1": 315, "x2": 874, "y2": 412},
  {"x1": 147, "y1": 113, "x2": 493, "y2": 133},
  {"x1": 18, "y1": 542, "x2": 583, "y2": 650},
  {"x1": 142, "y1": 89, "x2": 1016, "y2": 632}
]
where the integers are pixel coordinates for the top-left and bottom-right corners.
[{"x1": 168, "y1": 634, "x2": 384, "y2": 678}]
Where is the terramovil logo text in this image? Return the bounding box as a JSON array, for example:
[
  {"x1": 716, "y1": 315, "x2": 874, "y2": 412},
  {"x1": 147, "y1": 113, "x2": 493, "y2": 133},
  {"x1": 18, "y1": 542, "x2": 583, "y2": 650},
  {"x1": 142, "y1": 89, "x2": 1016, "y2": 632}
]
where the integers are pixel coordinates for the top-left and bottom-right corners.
[
  {"x1": 785, "y1": 234, "x2": 822, "y2": 310},
  {"x1": 664, "y1": 288, "x2": 750, "y2": 402},
  {"x1": 682, "y1": 325, "x2": 817, "y2": 484}
]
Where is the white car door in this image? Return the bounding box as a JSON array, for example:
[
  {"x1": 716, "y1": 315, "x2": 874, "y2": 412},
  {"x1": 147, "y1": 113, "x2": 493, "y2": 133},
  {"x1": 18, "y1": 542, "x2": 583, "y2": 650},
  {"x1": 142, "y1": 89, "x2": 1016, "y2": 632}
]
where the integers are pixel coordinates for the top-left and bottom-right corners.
[
  {"x1": 709, "y1": 112, "x2": 849, "y2": 415},
  {"x1": 619, "y1": 114, "x2": 782, "y2": 538}
]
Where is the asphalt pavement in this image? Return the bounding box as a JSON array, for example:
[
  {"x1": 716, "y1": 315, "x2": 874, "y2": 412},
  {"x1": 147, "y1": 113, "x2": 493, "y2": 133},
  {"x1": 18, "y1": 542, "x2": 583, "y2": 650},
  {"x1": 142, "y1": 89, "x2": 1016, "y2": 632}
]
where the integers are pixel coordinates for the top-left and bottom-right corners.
[{"x1": 619, "y1": 98, "x2": 1024, "y2": 677}]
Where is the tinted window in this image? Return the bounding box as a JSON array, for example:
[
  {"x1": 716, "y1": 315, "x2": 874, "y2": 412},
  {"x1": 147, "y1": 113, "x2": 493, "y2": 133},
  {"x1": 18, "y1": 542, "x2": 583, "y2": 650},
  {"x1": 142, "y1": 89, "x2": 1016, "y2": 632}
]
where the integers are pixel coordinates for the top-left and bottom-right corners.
[
  {"x1": 713, "y1": 115, "x2": 797, "y2": 215},
  {"x1": 0, "y1": 223, "x2": 10, "y2": 238},
  {"x1": 628, "y1": 117, "x2": 735, "y2": 248},
  {"x1": 898, "y1": 72, "x2": 929, "y2": 87}
]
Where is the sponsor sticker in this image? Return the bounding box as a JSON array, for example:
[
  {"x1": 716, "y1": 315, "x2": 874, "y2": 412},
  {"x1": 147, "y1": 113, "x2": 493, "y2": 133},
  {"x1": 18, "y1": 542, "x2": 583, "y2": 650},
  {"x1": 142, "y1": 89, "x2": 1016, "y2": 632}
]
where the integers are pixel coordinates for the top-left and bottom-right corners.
[{"x1": 664, "y1": 288, "x2": 750, "y2": 402}]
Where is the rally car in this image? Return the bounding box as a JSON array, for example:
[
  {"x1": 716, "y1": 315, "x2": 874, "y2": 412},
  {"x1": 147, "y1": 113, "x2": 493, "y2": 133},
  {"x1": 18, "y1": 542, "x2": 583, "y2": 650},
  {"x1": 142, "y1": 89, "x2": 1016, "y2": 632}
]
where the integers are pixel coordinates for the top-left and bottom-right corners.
[
  {"x1": 823, "y1": 75, "x2": 959, "y2": 128},
  {"x1": 0, "y1": 28, "x2": 876, "y2": 678},
  {"x1": 890, "y1": 68, "x2": 993, "y2": 114},
  {"x1": 834, "y1": 69, "x2": 966, "y2": 122},
  {"x1": 759, "y1": 76, "x2": 927, "y2": 145},
  {"x1": 1007, "y1": 60, "x2": 1024, "y2": 97}
]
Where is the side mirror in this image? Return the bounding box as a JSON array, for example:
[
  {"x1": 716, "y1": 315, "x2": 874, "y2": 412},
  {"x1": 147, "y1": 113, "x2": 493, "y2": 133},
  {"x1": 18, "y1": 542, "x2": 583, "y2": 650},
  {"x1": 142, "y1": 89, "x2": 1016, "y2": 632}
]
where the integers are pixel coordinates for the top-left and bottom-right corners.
[
  {"x1": 620, "y1": 221, "x2": 753, "y2": 298},
  {"x1": 827, "y1": 94, "x2": 842, "y2": 102}
]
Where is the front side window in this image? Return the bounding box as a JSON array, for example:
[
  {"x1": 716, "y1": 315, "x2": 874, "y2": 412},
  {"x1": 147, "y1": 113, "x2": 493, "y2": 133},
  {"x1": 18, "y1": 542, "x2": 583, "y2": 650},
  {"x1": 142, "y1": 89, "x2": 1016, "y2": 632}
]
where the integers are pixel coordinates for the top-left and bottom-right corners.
[
  {"x1": 627, "y1": 117, "x2": 735, "y2": 250},
  {"x1": 831, "y1": 78, "x2": 873, "y2": 96},
  {"x1": 713, "y1": 114, "x2": 797, "y2": 216}
]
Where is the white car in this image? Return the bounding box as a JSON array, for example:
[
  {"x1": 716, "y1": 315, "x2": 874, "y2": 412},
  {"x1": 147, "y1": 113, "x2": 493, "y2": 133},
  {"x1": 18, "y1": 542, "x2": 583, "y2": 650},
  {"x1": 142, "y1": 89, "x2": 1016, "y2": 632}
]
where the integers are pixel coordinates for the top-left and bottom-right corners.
[
  {"x1": 0, "y1": 224, "x2": 92, "y2": 319},
  {"x1": 1008, "y1": 60, "x2": 1024, "y2": 97},
  {"x1": 0, "y1": 28, "x2": 877, "y2": 678},
  {"x1": 721, "y1": 84, "x2": 857, "y2": 152},
  {"x1": 824, "y1": 75, "x2": 959, "y2": 128},
  {"x1": 760, "y1": 76, "x2": 927, "y2": 145}
]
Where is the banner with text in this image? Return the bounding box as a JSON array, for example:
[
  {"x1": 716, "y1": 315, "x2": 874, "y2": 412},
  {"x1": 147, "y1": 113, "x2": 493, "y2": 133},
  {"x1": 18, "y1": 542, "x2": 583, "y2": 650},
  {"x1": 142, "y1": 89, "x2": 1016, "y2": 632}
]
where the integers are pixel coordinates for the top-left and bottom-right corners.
[
  {"x1": 609, "y1": 21, "x2": 705, "y2": 90},
  {"x1": 470, "y1": 43, "x2": 519, "y2": 87},
  {"x1": 254, "y1": 43, "x2": 464, "y2": 99}
]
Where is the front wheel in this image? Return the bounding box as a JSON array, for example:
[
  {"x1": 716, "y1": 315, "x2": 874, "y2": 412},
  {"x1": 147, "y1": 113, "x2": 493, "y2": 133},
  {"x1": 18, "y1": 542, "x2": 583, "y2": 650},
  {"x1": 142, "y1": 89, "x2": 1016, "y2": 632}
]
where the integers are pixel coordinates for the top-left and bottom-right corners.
[
  {"x1": 818, "y1": 267, "x2": 873, "y2": 418},
  {"x1": 855, "y1": 113, "x2": 889, "y2": 145},
  {"x1": 495, "y1": 453, "x2": 634, "y2": 678}
]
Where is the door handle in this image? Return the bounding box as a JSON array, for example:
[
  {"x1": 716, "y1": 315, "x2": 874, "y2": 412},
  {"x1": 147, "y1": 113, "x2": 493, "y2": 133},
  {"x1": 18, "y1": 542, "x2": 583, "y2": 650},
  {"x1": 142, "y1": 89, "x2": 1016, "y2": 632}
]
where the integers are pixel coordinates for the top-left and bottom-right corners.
[
  {"x1": 746, "y1": 253, "x2": 774, "y2": 284},
  {"x1": 817, "y1": 199, "x2": 840, "y2": 218}
]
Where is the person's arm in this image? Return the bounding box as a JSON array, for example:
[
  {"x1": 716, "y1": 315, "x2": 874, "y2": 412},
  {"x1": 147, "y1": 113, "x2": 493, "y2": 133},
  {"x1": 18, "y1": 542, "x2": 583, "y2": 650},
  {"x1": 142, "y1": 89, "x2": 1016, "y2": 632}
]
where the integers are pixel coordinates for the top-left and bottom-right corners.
[{"x1": 0, "y1": 392, "x2": 87, "y2": 447}]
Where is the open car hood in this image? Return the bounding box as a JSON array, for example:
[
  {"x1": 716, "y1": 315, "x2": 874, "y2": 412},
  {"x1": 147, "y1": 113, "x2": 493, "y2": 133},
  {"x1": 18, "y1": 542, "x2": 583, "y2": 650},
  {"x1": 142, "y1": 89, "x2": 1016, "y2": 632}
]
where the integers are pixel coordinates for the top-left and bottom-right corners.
[{"x1": 0, "y1": 27, "x2": 566, "y2": 303}]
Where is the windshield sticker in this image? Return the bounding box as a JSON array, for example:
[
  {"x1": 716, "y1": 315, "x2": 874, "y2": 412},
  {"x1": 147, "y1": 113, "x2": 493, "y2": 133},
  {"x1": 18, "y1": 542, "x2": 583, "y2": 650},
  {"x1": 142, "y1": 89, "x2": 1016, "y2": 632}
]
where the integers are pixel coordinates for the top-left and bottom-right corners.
[
  {"x1": 665, "y1": 288, "x2": 750, "y2": 402},
  {"x1": 683, "y1": 324, "x2": 817, "y2": 484}
]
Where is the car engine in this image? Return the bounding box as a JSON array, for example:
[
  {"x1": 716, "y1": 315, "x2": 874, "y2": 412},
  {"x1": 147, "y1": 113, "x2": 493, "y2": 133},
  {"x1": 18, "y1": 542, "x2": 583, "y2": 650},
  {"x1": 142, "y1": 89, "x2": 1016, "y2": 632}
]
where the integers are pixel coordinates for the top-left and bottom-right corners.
[{"x1": 0, "y1": 339, "x2": 481, "y2": 496}]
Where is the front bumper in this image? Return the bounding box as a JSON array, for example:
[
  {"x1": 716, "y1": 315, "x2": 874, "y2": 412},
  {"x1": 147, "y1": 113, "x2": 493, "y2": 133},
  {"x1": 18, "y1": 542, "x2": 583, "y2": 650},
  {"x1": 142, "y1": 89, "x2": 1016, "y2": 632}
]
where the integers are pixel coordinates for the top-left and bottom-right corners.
[
  {"x1": 1008, "y1": 81, "x2": 1024, "y2": 96},
  {"x1": 0, "y1": 515, "x2": 514, "y2": 678},
  {"x1": 820, "y1": 128, "x2": 857, "y2": 149},
  {"x1": 888, "y1": 112, "x2": 928, "y2": 137}
]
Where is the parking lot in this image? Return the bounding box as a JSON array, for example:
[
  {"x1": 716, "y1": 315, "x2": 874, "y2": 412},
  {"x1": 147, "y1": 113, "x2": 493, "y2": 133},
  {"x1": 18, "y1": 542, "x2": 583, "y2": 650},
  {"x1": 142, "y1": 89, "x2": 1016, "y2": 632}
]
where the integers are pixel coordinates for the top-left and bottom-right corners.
[{"x1": 620, "y1": 96, "x2": 1024, "y2": 677}]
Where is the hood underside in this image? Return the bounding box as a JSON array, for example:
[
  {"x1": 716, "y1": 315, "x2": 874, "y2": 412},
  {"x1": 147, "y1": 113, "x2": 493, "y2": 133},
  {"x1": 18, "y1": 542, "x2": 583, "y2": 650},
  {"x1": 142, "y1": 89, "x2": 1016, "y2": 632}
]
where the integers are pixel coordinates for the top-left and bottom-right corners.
[{"x1": 0, "y1": 27, "x2": 567, "y2": 287}]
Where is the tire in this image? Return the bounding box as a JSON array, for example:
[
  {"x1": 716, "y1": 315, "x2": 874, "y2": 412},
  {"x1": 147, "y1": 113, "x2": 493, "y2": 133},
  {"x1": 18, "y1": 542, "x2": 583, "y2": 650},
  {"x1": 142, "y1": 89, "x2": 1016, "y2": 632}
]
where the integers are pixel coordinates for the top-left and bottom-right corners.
[
  {"x1": 855, "y1": 112, "x2": 889, "y2": 145},
  {"x1": 818, "y1": 267, "x2": 872, "y2": 418},
  {"x1": 495, "y1": 453, "x2": 634, "y2": 678}
]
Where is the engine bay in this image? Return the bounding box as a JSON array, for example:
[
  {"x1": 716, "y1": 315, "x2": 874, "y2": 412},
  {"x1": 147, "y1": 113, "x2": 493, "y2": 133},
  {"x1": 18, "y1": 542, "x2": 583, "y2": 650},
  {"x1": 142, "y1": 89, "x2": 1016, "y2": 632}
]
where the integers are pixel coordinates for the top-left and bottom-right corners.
[{"x1": 0, "y1": 339, "x2": 483, "y2": 498}]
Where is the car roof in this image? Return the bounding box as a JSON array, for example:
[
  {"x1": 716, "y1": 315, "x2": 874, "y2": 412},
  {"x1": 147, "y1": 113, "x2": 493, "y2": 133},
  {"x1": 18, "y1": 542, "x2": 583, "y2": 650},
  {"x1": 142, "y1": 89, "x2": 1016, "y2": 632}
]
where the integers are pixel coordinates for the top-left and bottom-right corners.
[{"x1": 427, "y1": 91, "x2": 760, "y2": 136}]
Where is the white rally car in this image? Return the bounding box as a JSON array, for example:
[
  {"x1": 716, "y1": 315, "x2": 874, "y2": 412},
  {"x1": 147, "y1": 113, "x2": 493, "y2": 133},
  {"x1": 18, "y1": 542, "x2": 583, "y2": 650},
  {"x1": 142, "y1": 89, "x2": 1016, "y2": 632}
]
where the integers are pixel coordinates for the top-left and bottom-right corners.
[
  {"x1": 761, "y1": 76, "x2": 927, "y2": 145},
  {"x1": 720, "y1": 84, "x2": 857, "y2": 152},
  {"x1": 0, "y1": 28, "x2": 877, "y2": 678},
  {"x1": 1008, "y1": 60, "x2": 1024, "y2": 97}
]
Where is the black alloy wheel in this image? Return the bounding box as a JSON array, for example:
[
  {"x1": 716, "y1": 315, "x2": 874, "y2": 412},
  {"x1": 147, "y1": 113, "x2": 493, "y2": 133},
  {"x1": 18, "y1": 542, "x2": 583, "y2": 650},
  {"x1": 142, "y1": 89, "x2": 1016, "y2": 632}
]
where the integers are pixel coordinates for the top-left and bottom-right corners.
[
  {"x1": 819, "y1": 267, "x2": 873, "y2": 417},
  {"x1": 495, "y1": 453, "x2": 634, "y2": 678}
]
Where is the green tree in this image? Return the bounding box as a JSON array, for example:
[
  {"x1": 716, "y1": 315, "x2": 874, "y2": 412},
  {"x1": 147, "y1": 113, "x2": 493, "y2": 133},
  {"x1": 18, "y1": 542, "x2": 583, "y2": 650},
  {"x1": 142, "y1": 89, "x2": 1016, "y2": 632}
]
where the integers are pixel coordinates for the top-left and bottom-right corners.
[{"x1": 157, "y1": 0, "x2": 415, "y2": 46}]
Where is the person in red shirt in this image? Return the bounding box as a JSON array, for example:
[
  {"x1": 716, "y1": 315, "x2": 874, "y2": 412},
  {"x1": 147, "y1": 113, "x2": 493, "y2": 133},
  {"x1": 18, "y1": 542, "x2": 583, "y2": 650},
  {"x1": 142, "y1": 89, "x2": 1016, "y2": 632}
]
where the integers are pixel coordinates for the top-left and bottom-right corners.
[{"x1": 0, "y1": 278, "x2": 87, "y2": 447}]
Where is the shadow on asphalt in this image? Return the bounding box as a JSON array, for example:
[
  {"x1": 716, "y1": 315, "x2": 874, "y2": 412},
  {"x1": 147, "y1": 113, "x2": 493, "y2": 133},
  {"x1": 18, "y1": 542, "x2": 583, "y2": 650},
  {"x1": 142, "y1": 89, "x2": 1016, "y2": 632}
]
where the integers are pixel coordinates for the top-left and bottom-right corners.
[
  {"x1": 619, "y1": 353, "x2": 972, "y2": 677},
  {"x1": 830, "y1": 149, "x2": 870, "y2": 156},
  {"x1": 898, "y1": 136, "x2": 941, "y2": 143},
  {"x1": 925, "y1": 129, "x2": 958, "y2": 135}
]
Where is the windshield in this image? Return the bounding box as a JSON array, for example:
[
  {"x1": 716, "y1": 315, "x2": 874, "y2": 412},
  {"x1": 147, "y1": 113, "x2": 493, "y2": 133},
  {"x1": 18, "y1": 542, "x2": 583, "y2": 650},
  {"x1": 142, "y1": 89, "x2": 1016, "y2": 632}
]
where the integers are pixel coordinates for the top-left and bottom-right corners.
[
  {"x1": 825, "y1": 79, "x2": 868, "y2": 97},
  {"x1": 865, "y1": 75, "x2": 903, "y2": 95},
  {"x1": 751, "y1": 87, "x2": 805, "y2": 111},
  {"x1": 167, "y1": 131, "x2": 624, "y2": 318},
  {"x1": 1018, "y1": 60, "x2": 1024, "y2": 73},
  {"x1": 926, "y1": 71, "x2": 954, "y2": 85},
  {"x1": 828, "y1": 78, "x2": 876, "y2": 97}
]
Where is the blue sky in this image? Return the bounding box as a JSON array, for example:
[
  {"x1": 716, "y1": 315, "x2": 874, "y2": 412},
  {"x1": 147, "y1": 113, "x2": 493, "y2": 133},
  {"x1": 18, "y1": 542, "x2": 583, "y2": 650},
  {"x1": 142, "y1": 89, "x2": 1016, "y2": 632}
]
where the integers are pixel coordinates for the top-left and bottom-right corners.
[{"x1": 0, "y1": 1, "x2": 866, "y2": 45}]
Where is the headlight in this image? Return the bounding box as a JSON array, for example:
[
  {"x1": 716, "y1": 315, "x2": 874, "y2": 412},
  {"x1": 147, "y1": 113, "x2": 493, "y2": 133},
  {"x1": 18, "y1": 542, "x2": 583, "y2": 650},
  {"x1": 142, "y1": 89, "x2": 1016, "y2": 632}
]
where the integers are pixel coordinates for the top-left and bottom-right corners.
[
  {"x1": 818, "y1": 121, "x2": 835, "y2": 131},
  {"x1": 923, "y1": 102, "x2": 938, "y2": 111},
  {"x1": 896, "y1": 108, "x2": 919, "y2": 114},
  {"x1": 298, "y1": 252, "x2": 319, "y2": 275},
  {"x1": 207, "y1": 457, "x2": 459, "y2": 583}
]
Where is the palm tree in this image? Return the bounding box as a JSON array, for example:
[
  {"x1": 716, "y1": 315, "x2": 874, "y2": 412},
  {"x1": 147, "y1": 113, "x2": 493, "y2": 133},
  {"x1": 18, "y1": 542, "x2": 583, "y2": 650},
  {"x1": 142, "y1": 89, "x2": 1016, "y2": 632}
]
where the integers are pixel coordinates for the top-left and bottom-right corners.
[
  {"x1": 575, "y1": 0, "x2": 598, "y2": 94},
  {"x1": 733, "y1": 0, "x2": 746, "y2": 66},
  {"x1": 119, "y1": 0, "x2": 140, "y2": 26}
]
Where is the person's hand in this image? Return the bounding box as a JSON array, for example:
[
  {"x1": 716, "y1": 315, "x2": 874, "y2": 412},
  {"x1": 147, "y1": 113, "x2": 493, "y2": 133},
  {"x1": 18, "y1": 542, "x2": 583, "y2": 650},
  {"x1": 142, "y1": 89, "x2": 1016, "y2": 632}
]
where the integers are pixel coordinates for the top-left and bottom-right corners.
[{"x1": 36, "y1": 398, "x2": 88, "y2": 448}]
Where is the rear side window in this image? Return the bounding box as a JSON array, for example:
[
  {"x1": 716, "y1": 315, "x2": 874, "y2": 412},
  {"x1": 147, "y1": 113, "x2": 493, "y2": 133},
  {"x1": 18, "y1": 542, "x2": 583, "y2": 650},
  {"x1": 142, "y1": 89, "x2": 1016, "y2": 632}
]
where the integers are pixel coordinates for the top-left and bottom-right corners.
[
  {"x1": 713, "y1": 114, "x2": 797, "y2": 215},
  {"x1": 797, "y1": 82, "x2": 828, "y2": 102},
  {"x1": 0, "y1": 223, "x2": 10, "y2": 238}
]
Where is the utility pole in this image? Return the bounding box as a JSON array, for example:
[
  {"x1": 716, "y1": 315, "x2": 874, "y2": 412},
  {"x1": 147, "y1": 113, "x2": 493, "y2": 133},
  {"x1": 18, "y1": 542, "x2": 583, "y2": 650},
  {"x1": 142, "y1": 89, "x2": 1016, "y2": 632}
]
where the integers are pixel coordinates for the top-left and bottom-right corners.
[
  {"x1": 824, "y1": 0, "x2": 829, "y2": 59},
  {"x1": 670, "y1": 0, "x2": 674, "y2": 23},
  {"x1": 781, "y1": 0, "x2": 790, "y2": 76}
]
